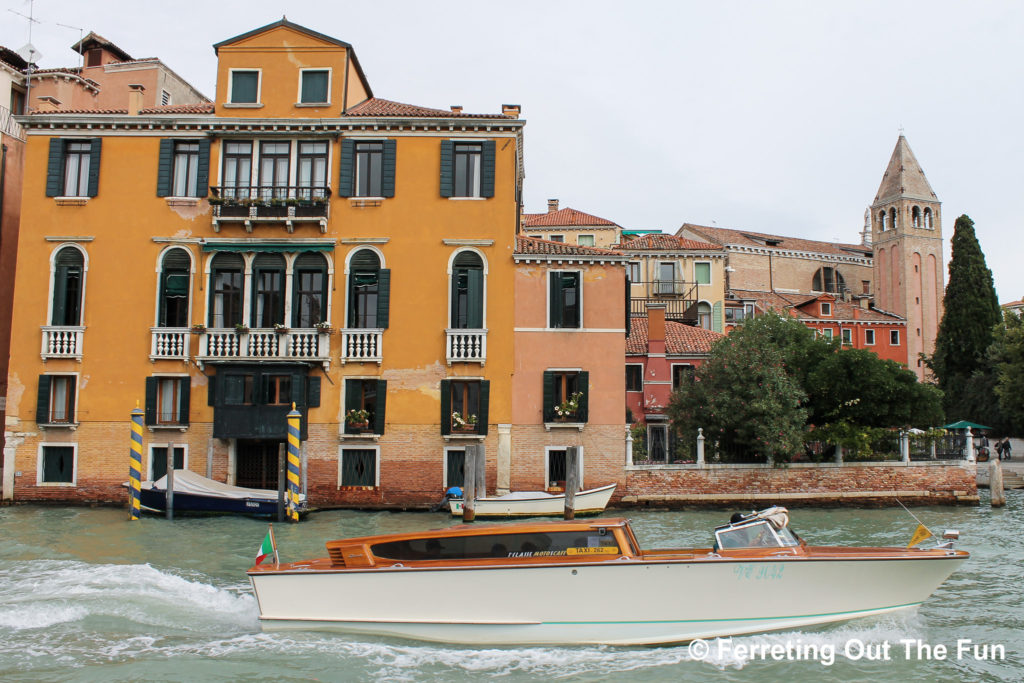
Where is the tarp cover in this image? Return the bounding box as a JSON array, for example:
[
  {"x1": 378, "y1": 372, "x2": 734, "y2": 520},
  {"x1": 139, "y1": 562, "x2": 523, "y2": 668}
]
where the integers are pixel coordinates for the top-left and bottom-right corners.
[{"x1": 145, "y1": 469, "x2": 304, "y2": 503}]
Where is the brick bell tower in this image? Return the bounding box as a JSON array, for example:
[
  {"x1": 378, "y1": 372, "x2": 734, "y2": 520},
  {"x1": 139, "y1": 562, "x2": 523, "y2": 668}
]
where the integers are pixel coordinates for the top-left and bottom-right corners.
[{"x1": 869, "y1": 135, "x2": 944, "y2": 380}]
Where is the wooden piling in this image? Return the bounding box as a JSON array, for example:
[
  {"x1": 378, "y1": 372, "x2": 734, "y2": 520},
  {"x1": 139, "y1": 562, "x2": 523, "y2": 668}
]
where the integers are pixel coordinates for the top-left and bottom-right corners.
[
  {"x1": 165, "y1": 442, "x2": 175, "y2": 521},
  {"x1": 564, "y1": 446, "x2": 579, "y2": 520},
  {"x1": 990, "y1": 458, "x2": 1006, "y2": 508},
  {"x1": 277, "y1": 442, "x2": 286, "y2": 523},
  {"x1": 463, "y1": 445, "x2": 477, "y2": 523},
  {"x1": 474, "y1": 443, "x2": 486, "y2": 499}
]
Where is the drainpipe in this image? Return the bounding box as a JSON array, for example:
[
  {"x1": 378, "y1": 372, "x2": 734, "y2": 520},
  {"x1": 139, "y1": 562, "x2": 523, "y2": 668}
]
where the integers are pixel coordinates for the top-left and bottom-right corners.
[{"x1": 0, "y1": 143, "x2": 7, "y2": 237}]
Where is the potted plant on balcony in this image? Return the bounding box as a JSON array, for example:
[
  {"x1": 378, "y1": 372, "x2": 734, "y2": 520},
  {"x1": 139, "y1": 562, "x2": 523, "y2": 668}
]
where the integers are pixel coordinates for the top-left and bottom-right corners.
[
  {"x1": 234, "y1": 323, "x2": 250, "y2": 335},
  {"x1": 553, "y1": 392, "x2": 583, "y2": 421},
  {"x1": 345, "y1": 408, "x2": 371, "y2": 431},
  {"x1": 451, "y1": 411, "x2": 478, "y2": 433},
  {"x1": 190, "y1": 323, "x2": 206, "y2": 335},
  {"x1": 295, "y1": 195, "x2": 329, "y2": 218},
  {"x1": 314, "y1": 321, "x2": 333, "y2": 334},
  {"x1": 273, "y1": 323, "x2": 289, "y2": 335}
]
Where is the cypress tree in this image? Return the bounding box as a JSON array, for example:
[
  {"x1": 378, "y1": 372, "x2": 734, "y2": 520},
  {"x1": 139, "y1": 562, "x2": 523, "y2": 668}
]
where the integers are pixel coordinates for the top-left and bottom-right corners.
[{"x1": 930, "y1": 214, "x2": 1002, "y2": 418}]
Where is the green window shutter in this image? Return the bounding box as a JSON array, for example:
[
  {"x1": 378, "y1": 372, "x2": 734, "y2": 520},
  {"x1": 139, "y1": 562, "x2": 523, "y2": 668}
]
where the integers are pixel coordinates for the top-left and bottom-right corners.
[
  {"x1": 179, "y1": 378, "x2": 191, "y2": 426},
  {"x1": 480, "y1": 139, "x2": 495, "y2": 198},
  {"x1": 625, "y1": 274, "x2": 631, "y2": 337},
  {"x1": 196, "y1": 139, "x2": 211, "y2": 197},
  {"x1": 46, "y1": 139, "x2": 64, "y2": 197},
  {"x1": 156, "y1": 139, "x2": 174, "y2": 197},
  {"x1": 440, "y1": 379, "x2": 451, "y2": 436},
  {"x1": 344, "y1": 379, "x2": 360, "y2": 434},
  {"x1": 439, "y1": 140, "x2": 454, "y2": 197},
  {"x1": 290, "y1": 373, "x2": 306, "y2": 406},
  {"x1": 338, "y1": 139, "x2": 355, "y2": 198},
  {"x1": 478, "y1": 380, "x2": 490, "y2": 435},
  {"x1": 712, "y1": 301, "x2": 723, "y2": 333},
  {"x1": 36, "y1": 376, "x2": 51, "y2": 424},
  {"x1": 374, "y1": 379, "x2": 387, "y2": 435},
  {"x1": 207, "y1": 375, "x2": 216, "y2": 406},
  {"x1": 467, "y1": 268, "x2": 484, "y2": 328},
  {"x1": 144, "y1": 377, "x2": 157, "y2": 425},
  {"x1": 577, "y1": 371, "x2": 589, "y2": 423},
  {"x1": 381, "y1": 140, "x2": 396, "y2": 198},
  {"x1": 86, "y1": 138, "x2": 102, "y2": 197},
  {"x1": 307, "y1": 376, "x2": 321, "y2": 408},
  {"x1": 376, "y1": 268, "x2": 391, "y2": 329},
  {"x1": 67, "y1": 376, "x2": 77, "y2": 423},
  {"x1": 542, "y1": 370, "x2": 555, "y2": 422}
]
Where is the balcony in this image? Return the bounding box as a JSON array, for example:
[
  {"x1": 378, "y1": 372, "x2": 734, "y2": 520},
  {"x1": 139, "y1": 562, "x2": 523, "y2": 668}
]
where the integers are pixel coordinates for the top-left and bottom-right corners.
[
  {"x1": 340, "y1": 329, "x2": 383, "y2": 365},
  {"x1": 196, "y1": 328, "x2": 331, "y2": 369},
  {"x1": 446, "y1": 329, "x2": 487, "y2": 365},
  {"x1": 629, "y1": 280, "x2": 702, "y2": 324},
  {"x1": 209, "y1": 186, "x2": 331, "y2": 233},
  {"x1": 150, "y1": 327, "x2": 190, "y2": 361},
  {"x1": 652, "y1": 278, "x2": 687, "y2": 296},
  {"x1": 41, "y1": 326, "x2": 85, "y2": 360}
]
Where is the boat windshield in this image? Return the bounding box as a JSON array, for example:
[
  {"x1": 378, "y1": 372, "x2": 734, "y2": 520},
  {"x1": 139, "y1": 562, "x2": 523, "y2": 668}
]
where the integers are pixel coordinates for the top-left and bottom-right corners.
[
  {"x1": 715, "y1": 520, "x2": 800, "y2": 549},
  {"x1": 372, "y1": 530, "x2": 621, "y2": 561}
]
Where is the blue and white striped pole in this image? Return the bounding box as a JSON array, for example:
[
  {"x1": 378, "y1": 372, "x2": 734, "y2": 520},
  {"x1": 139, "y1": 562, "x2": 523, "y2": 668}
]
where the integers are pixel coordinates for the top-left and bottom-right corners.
[
  {"x1": 128, "y1": 405, "x2": 144, "y2": 520},
  {"x1": 286, "y1": 403, "x2": 302, "y2": 522}
]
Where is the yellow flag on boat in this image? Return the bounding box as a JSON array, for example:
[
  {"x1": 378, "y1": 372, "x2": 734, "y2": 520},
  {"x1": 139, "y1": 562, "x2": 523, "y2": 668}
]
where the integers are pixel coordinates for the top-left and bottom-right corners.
[{"x1": 907, "y1": 524, "x2": 933, "y2": 548}]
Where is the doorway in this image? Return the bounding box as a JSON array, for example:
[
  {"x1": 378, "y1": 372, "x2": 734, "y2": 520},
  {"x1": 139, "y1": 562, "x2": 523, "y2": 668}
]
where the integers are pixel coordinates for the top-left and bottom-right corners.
[{"x1": 236, "y1": 439, "x2": 283, "y2": 490}]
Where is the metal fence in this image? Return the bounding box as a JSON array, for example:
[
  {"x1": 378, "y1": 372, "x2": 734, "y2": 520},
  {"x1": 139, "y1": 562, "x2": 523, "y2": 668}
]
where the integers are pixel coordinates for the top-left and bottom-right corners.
[
  {"x1": 910, "y1": 433, "x2": 968, "y2": 461},
  {"x1": 0, "y1": 105, "x2": 24, "y2": 141}
]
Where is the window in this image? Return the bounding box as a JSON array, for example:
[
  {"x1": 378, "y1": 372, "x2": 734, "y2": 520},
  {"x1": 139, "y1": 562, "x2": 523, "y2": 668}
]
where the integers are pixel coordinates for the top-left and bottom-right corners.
[
  {"x1": 263, "y1": 375, "x2": 291, "y2": 405},
  {"x1": 577, "y1": 235, "x2": 595, "y2": 247},
  {"x1": 626, "y1": 364, "x2": 643, "y2": 392},
  {"x1": 149, "y1": 446, "x2": 185, "y2": 481},
  {"x1": 444, "y1": 448, "x2": 465, "y2": 489},
  {"x1": 841, "y1": 328, "x2": 853, "y2": 345},
  {"x1": 51, "y1": 246, "x2": 85, "y2": 326},
  {"x1": 547, "y1": 448, "x2": 567, "y2": 489},
  {"x1": 889, "y1": 207, "x2": 897, "y2": 229},
  {"x1": 865, "y1": 329, "x2": 875, "y2": 345},
  {"x1": 222, "y1": 141, "x2": 253, "y2": 199},
  {"x1": 171, "y1": 141, "x2": 200, "y2": 196},
  {"x1": 822, "y1": 328, "x2": 834, "y2": 340},
  {"x1": 440, "y1": 140, "x2": 494, "y2": 198},
  {"x1": 299, "y1": 69, "x2": 329, "y2": 104},
  {"x1": 549, "y1": 271, "x2": 581, "y2": 329},
  {"x1": 548, "y1": 235, "x2": 565, "y2": 243},
  {"x1": 451, "y1": 251, "x2": 484, "y2": 328},
  {"x1": 353, "y1": 141, "x2": 383, "y2": 197},
  {"x1": 878, "y1": 210, "x2": 886, "y2": 231},
  {"x1": 10, "y1": 86, "x2": 26, "y2": 115},
  {"x1": 912, "y1": 206, "x2": 921, "y2": 228},
  {"x1": 862, "y1": 280, "x2": 870, "y2": 295},
  {"x1": 223, "y1": 374, "x2": 255, "y2": 405},
  {"x1": 694, "y1": 262, "x2": 711, "y2": 286},
  {"x1": 657, "y1": 262, "x2": 677, "y2": 294},
  {"x1": 145, "y1": 376, "x2": 190, "y2": 426},
  {"x1": 86, "y1": 48, "x2": 102, "y2": 67},
  {"x1": 348, "y1": 249, "x2": 390, "y2": 329},
  {"x1": 820, "y1": 302, "x2": 832, "y2": 316},
  {"x1": 259, "y1": 141, "x2": 290, "y2": 200},
  {"x1": 344, "y1": 379, "x2": 387, "y2": 434},
  {"x1": 251, "y1": 253, "x2": 286, "y2": 328},
  {"x1": 63, "y1": 141, "x2": 92, "y2": 196},
  {"x1": 648, "y1": 424, "x2": 668, "y2": 463},
  {"x1": 812, "y1": 267, "x2": 845, "y2": 294},
  {"x1": 161, "y1": 90, "x2": 171, "y2": 106},
  {"x1": 627, "y1": 262, "x2": 641, "y2": 282},
  {"x1": 440, "y1": 379, "x2": 490, "y2": 435},
  {"x1": 292, "y1": 253, "x2": 327, "y2": 328},
  {"x1": 159, "y1": 138, "x2": 210, "y2": 198},
  {"x1": 697, "y1": 302, "x2": 712, "y2": 330},
  {"x1": 209, "y1": 253, "x2": 244, "y2": 328},
  {"x1": 297, "y1": 142, "x2": 329, "y2": 199},
  {"x1": 43, "y1": 137, "x2": 104, "y2": 198},
  {"x1": 671, "y1": 365, "x2": 694, "y2": 390},
  {"x1": 890, "y1": 330, "x2": 900, "y2": 346},
  {"x1": 229, "y1": 70, "x2": 260, "y2": 104},
  {"x1": 158, "y1": 248, "x2": 191, "y2": 328},
  {"x1": 340, "y1": 448, "x2": 377, "y2": 486},
  {"x1": 543, "y1": 370, "x2": 589, "y2": 422},
  {"x1": 339, "y1": 139, "x2": 395, "y2": 198},
  {"x1": 40, "y1": 445, "x2": 75, "y2": 484},
  {"x1": 924, "y1": 207, "x2": 933, "y2": 229},
  {"x1": 38, "y1": 375, "x2": 76, "y2": 425}
]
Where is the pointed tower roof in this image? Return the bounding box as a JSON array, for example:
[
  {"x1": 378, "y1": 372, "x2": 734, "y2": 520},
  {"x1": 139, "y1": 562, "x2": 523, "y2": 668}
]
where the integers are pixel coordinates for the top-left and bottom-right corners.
[{"x1": 873, "y1": 135, "x2": 938, "y2": 205}]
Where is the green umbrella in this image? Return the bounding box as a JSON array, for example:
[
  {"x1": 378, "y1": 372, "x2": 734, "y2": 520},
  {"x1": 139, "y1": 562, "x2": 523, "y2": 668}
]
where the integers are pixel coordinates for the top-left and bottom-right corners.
[{"x1": 942, "y1": 420, "x2": 993, "y2": 431}]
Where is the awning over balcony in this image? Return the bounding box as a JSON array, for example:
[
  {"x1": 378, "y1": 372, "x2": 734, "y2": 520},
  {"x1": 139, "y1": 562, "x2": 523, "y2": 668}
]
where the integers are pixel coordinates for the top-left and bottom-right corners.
[{"x1": 201, "y1": 241, "x2": 334, "y2": 253}]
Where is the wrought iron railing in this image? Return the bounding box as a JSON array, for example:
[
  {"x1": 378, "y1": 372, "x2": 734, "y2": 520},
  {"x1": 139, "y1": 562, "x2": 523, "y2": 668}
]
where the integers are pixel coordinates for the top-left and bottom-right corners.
[
  {"x1": 446, "y1": 329, "x2": 486, "y2": 364},
  {"x1": 208, "y1": 186, "x2": 331, "y2": 221}
]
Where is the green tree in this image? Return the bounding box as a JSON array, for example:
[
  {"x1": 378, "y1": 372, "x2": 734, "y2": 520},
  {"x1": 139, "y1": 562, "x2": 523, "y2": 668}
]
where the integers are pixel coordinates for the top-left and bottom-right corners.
[
  {"x1": 991, "y1": 311, "x2": 1024, "y2": 433},
  {"x1": 929, "y1": 214, "x2": 1001, "y2": 420}
]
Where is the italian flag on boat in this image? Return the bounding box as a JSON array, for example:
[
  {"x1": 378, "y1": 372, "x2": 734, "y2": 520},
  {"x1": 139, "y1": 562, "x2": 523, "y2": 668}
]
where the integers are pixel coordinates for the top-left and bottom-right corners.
[{"x1": 256, "y1": 525, "x2": 278, "y2": 566}]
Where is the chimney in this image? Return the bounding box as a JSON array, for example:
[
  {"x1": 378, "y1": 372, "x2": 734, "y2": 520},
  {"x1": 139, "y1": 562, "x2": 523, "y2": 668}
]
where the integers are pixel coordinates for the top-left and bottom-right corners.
[
  {"x1": 502, "y1": 103, "x2": 521, "y2": 118},
  {"x1": 450, "y1": 105, "x2": 463, "y2": 114},
  {"x1": 36, "y1": 95, "x2": 61, "y2": 112},
  {"x1": 646, "y1": 303, "x2": 666, "y2": 344},
  {"x1": 128, "y1": 84, "x2": 145, "y2": 115},
  {"x1": 853, "y1": 308, "x2": 860, "y2": 320},
  {"x1": 547, "y1": 198, "x2": 559, "y2": 213},
  {"x1": 860, "y1": 297, "x2": 870, "y2": 310}
]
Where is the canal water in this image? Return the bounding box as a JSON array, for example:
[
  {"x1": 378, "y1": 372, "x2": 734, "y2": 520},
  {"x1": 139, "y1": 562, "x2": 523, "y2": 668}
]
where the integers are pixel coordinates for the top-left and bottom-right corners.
[{"x1": 0, "y1": 492, "x2": 1020, "y2": 682}]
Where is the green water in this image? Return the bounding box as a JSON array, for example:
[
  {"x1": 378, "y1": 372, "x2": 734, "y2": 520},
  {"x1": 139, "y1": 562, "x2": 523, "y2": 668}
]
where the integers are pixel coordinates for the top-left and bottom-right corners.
[{"x1": 0, "y1": 492, "x2": 1021, "y2": 682}]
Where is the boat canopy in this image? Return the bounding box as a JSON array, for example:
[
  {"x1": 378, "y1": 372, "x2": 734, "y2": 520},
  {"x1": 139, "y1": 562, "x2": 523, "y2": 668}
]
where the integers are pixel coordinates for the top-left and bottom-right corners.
[{"x1": 713, "y1": 506, "x2": 801, "y2": 550}]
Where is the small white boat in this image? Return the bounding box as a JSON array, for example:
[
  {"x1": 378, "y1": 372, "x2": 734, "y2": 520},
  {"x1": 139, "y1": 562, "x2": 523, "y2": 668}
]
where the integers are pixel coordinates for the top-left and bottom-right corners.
[
  {"x1": 447, "y1": 483, "x2": 616, "y2": 517},
  {"x1": 247, "y1": 506, "x2": 968, "y2": 645}
]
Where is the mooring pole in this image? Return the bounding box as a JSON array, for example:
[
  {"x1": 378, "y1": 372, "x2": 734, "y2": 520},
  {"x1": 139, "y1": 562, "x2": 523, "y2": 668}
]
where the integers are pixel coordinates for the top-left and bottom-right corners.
[
  {"x1": 474, "y1": 443, "x2": 486, "y2": 499},
  {"x1": 286, "y1": 404, "x2": 302, "y2": 522},
  {"x1": 564, "y1": 446, "x2": 579, "y2": 520},
  {"x1": 277, "y1": 442, "x2": 286, "y2": 523},
  {"x1": 128, "y1": 405, "x2": 143, "y2": 521},
  {"x1": 990, "y1": 458, "x2": 1006, "y2": 508},
  {"x1": 463, "y1": 446, "x2": 477, "y2": 523},
  {"x1": 165, "y1": 442, "x2": 175, "y2": 521}
]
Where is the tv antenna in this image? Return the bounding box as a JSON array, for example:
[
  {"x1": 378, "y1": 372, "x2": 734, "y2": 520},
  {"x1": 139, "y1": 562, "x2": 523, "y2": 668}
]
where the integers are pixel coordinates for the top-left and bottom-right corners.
[
  {"x1": 9, "y1": 0, "x2": 41, "y2": 111},
  {"x1": 55, "y1": 22, "x2": 85, "y2": 69}
]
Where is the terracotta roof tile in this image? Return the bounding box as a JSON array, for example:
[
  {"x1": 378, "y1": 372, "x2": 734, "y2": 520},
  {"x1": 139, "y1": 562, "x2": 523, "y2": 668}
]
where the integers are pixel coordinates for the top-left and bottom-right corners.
[
  {"x1": 616, "y1": 234, "x2": 722, "y2": 251},
  {"x1": 140, "y1": 103, "x2": 215, "y2": 114},
  {"x1": 524, "y1": 207, "x2": 617, "y2": 228},
  {"x1": 680, "y1": 223, "x2": 871, "y2": 258},
  {"x1": 514, "y1": 236, "x2": 623, "y2": 257},
  {"x1": 728, "y1": 289, "x2": 903, "y2": 322},
  {"x1": 28, "y1": 107, "x2": 129, "y2": 115},
  {"x1": 627, "y1": 317, "x2": 723, "y2": 355},
  {"x1": 344, "y1": 97, "x2": 510, "y2": 118}
]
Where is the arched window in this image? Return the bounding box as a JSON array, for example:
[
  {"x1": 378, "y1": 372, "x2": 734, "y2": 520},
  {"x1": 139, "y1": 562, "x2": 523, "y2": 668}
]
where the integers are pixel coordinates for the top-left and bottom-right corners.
[
  {"x1": 209, "y1": 253, "x2": 244, "y2": 328},
  {"x1": 51, "y1": 246, "x2": 85, "y2": 326},
  {"x1": 911, "y1": 206, "x2": 921, "y2": 228},
  {"x1": 451, "y1": 251, "x2": 484, "y2": 329},
  {"x1": 158, "y1": 248, "x2": 191, "y2": 327},
  {"x1": 878, "y1": 210, "x2": 886, "y2": 231},
  {"x1": 292, "y1": 252, "x2": 327, "y2": 328},
  {"x1": 923, "y1": 207, "x2": 933, "y2": 229},
  {"x1": 889, "y1": 207, "x2": 897, "y2": 230},
  {"x1": 697, "y1": 302, "x2": 712, "y2": 329},
  {"x1": 348, "y1": 249, "x2": 389, "y2": 329},
  {"x1": 251, "y1": 253, "x2": 286, "y2": 328},
  {"x1": 812, "y1": 267, "x2": 845, "y2": 294}
]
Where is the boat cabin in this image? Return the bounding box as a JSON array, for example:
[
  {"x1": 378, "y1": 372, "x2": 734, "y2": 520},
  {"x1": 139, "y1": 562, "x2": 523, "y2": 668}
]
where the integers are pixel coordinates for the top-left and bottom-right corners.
[{"x1": 713, "y1": 507, "x2": 802, "y2": 550}]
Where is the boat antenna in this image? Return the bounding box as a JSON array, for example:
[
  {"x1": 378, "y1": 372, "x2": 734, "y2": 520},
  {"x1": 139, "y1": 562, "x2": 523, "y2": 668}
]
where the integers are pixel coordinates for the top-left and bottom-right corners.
[{"x1": 894, "y1": 498, "x2": 933, "y2": 536}]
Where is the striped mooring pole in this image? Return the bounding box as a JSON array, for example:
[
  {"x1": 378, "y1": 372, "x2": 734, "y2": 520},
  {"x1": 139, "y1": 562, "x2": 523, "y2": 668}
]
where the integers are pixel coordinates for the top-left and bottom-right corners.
[
  {"x1": 128, "y1": 405, "x2": 144, "y2": 521},
  {"x1": 286, "y1": 403, "x2": 302, "y2": 522}
]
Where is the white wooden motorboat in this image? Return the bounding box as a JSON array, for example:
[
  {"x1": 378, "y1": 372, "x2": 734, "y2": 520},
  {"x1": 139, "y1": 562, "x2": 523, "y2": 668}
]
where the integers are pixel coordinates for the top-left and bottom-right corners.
[
  {"x1": 247, "y1": 506, "x2": 968, "y2": 645},
  {"x1": 447, "y1": 483, "x2": 616, "y2": 517}
]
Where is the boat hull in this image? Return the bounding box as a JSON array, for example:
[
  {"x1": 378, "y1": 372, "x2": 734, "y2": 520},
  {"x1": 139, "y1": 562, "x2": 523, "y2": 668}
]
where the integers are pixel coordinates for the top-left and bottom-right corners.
[
  {"x1": 448, "y1": 484, "x2": 616, "y2": 518},
  {"x1": 139, "y1": 487, "x2": 286, "y2": 516},
  {"x1": 249, "y1": 552, "x2": 966, "y2": 645}
]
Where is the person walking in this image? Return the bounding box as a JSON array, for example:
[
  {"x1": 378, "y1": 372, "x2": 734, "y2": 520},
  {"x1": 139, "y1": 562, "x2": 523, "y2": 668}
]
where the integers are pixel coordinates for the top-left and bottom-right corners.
[{"x1": 1001, "y1": 437, "x2": 1013, "y2": 461}]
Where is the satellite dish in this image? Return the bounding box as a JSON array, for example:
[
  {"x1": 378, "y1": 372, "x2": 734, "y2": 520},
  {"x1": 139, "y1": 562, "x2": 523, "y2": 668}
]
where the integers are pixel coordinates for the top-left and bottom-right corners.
[{"x1": 17, "y1": 42, "x2": 42, "y2": 64}]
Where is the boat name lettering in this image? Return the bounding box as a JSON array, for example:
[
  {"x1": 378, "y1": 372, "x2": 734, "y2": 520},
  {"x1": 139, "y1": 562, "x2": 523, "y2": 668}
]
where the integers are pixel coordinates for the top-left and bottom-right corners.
[
  {"x1": 733, "y1": 563, "x2": 785, "y2": 580},
  {"x1": 246, "y1": 501, "x2": 260, "y2": 508},
  {"x1": 507, "y1": 550, "x2": 567, "y2": 558},
  {"x1": 567, "y1": 547, "x2": 618, "y2": 555}
]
